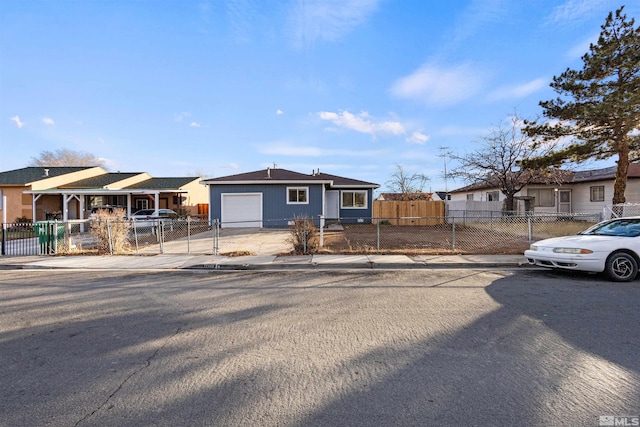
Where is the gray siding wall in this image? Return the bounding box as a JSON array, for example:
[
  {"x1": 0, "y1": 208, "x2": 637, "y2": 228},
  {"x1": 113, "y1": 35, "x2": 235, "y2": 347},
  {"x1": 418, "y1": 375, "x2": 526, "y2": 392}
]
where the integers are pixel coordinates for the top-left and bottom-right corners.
[{"x1": 209, "y1": 184, "x2": 324, "y2": 227}]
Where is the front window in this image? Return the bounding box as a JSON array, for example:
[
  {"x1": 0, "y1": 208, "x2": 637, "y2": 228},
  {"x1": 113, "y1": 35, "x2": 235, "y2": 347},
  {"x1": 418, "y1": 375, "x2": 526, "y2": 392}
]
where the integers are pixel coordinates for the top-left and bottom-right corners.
[
  {"x1": 287, "y1": 187, "x2": 308, "y2": 204},
  {"x1": 135, "y1": 198, "x2": 149, "y2": 210},
  {"x1": 486, "y1": 191, "x2": 499, "y2": 201},
  {"x1": 466, "y1": 194, "x2": 474, "y2": 201},
  {"x1": 527, "y1": 188, "x2": 555, "y2": 207},
  {"x1": 342, "y1": 190, "x2": 367, "y2": 209},
  {"x1": 590, "y1": 186, "x2": 605, "y2": 202}
]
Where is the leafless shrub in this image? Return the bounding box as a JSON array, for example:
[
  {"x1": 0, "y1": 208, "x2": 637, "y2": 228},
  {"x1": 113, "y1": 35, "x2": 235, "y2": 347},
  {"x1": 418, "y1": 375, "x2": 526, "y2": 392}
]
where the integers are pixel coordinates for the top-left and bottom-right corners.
[
  {"x1": 89, "y1": 208, "x2": 131, "y2": 254},
  {"x1": 288, "y1": 216, "x2": 319, "y2": 254}
]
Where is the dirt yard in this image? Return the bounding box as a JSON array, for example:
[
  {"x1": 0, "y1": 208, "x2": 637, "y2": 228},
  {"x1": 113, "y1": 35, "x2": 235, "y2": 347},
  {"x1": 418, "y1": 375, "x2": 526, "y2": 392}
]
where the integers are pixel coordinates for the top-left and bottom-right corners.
[{"x1": 322, "y1": 223, "x2": 535, "y2": 255}]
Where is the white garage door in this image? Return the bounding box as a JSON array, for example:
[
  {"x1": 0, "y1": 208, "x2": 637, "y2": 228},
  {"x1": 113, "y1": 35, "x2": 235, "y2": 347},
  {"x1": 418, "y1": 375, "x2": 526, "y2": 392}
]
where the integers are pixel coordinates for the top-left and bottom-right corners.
[{"x1": 221, "y1": 193, "x2": 263, "y2": 228}]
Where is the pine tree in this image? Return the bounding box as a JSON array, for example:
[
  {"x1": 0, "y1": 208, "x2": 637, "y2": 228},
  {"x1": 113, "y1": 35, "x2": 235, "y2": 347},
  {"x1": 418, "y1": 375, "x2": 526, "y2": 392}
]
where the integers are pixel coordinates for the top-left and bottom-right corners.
[{"x1": 523, "y1": 7, "x2": 640, "y2": 205}]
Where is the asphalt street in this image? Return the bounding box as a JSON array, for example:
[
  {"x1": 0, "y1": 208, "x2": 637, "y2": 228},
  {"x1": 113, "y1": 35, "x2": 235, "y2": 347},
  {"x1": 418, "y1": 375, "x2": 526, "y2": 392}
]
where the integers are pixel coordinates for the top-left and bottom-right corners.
[{"x1": 1, "y1": 268, "x2": 638, "y2": 427}]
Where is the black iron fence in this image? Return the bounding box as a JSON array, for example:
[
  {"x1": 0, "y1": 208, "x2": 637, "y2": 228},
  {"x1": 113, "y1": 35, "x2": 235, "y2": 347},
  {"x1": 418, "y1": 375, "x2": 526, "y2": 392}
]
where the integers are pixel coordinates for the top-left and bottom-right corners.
[{"x1": 1, "y1": 218, "x2": 214, "y2": 256}]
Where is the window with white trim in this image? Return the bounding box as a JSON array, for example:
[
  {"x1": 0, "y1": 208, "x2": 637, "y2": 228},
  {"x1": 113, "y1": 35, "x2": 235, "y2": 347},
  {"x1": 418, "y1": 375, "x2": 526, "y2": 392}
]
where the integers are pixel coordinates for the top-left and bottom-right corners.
[
  {"x1": 287, "y1": 187, "x2": 308, "y2": 204},
  {"x1": 486, "y1": 191, "x2": 499, "y2": 201},
  {"x1": 341, "y1": 190, "x2": 367, "y2": 209},
  {"x1": 527, "y1": 188, "x2": 555, "y2": 207},
  {"x1": 135, "y1": 199, "x2": 149, "y2": 210},
  {"x1": 590, "y1": 186, "x2": 604, "y2": 202}
]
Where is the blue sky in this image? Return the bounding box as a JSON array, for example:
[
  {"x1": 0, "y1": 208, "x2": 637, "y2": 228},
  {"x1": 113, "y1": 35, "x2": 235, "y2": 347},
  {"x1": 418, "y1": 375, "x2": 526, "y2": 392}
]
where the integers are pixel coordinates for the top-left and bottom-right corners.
[{"x1": 1, "y1": 0, "x2": 637, "y2": 192}]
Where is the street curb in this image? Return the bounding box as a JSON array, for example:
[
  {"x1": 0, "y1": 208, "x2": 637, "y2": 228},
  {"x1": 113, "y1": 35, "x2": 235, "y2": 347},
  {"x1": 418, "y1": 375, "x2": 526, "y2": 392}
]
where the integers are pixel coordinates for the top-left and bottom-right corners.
[{"x1": 183, "y1": 262, "x2": 532, "y2": 271}]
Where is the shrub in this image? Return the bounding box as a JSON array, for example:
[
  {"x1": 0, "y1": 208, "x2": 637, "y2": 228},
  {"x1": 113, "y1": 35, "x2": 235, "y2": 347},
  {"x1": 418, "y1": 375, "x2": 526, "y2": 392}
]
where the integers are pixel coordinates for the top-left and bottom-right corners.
[
  {"x1": 288, "y1": 216, "x2": 319, "y2": 255},
  {"x1": 89, "y1": 208, "x2": 132, "y2": 254}
]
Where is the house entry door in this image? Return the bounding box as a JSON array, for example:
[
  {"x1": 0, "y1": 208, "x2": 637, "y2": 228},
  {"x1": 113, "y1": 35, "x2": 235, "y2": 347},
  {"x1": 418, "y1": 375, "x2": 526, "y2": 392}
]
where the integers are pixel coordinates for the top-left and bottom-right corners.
[
  {"x1": 325, "y1": 191, "x2": 340, "y2": 219},
  {"x1": 559, "y1": 190, "x2": 571, "y2": 213}
]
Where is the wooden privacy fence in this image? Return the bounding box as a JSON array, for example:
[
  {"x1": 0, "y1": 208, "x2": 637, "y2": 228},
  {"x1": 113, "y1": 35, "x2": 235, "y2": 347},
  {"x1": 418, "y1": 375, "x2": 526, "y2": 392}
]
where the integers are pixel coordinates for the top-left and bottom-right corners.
[{"x1": 373, "y1": 200, "x2": 445, "y2": 225}]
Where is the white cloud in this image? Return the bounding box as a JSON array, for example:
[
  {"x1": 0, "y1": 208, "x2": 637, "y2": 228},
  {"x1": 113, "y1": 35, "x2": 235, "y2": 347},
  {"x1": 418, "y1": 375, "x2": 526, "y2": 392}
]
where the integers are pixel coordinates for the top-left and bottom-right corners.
[
  {"x1": 288, "y1": 0, "x2": 381, "y2": 47},
  {"x1": 449, "y1": 0, "x2": 508, "y2": 46},
  {"x1": 317, "y1": 110, "x2": 405, "y2": 137},
  {"x1": 488, "y1": 78, "x2": 547, "y2": 101},
  {"x1": 276, "y1": 109, "x2": 284, "y2": 115},
  {"x1": 406, "y1": 131, "x2": 429, "y2": 144},
  {"x1": 42, "y1": 117, "x2": 55, "y2": 125},
  {"x1": 547, "y1": 0, "x2": 609, "y2": 26},
  {"x1": 390, "y1": 62, "x2": 485, "y2": 107},
  {"x1": 174, "y1": 112, "x2": 191, "y2": 122},
  {"x1": 260, "y1": 142, "x2": 387, "y2": 158},
  {"x1": 189, "y1": 122, "x2": 201, "y2": 128},
  {"x1": 566, "y1": 34, "x2": 597, "y2": 59},
  {"x1": 10, "y1": 116, "x2": 24, "y2": 128}
]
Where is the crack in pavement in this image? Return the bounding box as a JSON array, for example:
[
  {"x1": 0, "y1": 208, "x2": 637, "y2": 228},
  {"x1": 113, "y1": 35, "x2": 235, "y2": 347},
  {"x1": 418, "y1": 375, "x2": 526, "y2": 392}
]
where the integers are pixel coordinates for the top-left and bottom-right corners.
[{"x1": 74, "y1": 326, "x2": 184, "y2": 426}]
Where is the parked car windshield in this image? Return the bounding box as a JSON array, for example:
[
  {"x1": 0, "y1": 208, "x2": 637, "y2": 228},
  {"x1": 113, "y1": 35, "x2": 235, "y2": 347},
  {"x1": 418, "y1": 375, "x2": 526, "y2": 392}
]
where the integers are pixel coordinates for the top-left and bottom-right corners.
[{"x1": 579, "y1": 218, "x2": 640, "y2": 237}]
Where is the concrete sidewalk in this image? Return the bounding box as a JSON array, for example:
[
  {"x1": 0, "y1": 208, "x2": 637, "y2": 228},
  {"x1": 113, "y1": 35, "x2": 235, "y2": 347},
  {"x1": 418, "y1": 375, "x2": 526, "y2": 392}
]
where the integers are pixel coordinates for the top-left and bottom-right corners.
[{"x1": 0, "y1": 253, "x2": 531, "y2": 270}]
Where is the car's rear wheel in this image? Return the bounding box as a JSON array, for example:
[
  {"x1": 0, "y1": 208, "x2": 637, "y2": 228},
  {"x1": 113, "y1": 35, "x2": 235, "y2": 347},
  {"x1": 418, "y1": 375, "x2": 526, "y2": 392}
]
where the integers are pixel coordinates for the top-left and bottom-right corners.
[{"x1": 605, "y1": 251, "x2": 638, "y2": 282}]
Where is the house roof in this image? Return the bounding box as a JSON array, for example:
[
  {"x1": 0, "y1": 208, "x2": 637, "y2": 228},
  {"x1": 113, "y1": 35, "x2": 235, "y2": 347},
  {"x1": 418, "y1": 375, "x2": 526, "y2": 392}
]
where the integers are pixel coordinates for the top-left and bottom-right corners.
[
  {"x1": 449, "y1": 163, "x2": 640, "y2": 193},
  {"x1": 126, "y1": 177, "x2": 200, "y2": 190},
  {"x1": 59, "y1": 173, "x2": 144, "y2": 189},
  {"x1": 313, "y1": 172, "x2": 378, "y2": 188},
  {"x1": 202, "y1": 168, "x2": 379, "y2": 188},
  {"x1": 572, "y1": 164, "x2": 640, "y2": 182},
  {"x1": 0, "y1": 166, "x2": 96, "y2": 185}
]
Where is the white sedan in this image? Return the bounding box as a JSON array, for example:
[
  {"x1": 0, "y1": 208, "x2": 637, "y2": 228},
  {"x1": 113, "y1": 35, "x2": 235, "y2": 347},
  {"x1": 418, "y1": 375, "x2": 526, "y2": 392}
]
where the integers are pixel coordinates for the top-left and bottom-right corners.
[{"x1": 525, "y1": 217, "x2": 640, "y2": 282}]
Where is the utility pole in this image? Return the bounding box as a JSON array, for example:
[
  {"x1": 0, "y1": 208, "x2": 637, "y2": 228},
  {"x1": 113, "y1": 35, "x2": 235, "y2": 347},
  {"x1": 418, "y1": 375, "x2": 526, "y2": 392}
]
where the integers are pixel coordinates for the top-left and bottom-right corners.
[{"x1": 438, "y1": 146, "x2": 451, "y2": 200}]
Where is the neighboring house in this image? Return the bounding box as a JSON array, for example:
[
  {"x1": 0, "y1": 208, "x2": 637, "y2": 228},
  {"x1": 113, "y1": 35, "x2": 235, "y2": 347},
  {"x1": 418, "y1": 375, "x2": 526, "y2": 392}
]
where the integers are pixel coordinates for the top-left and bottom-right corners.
[
  {"x1": 0, "y1": 166, "x2": 208, "y2": 222},
  {"x1": 448, "y1": 164, "x2": 640, "y2": 214},
  {"x1": 201, "y1": 167, "x2": 379, "y2": 227},
  {"x1": 376, "y1": 192, "x2": 434, "y2": 201}
]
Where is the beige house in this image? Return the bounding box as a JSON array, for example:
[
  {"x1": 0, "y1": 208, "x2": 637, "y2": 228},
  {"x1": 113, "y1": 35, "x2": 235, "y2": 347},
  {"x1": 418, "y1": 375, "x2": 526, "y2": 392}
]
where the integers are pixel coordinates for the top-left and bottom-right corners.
[
  {"x1": 0, "y1": 166, "x2": 208, "y2": 223},
  {"x1": 448, "y1": 164, "x2": 640, "y2": 214}
]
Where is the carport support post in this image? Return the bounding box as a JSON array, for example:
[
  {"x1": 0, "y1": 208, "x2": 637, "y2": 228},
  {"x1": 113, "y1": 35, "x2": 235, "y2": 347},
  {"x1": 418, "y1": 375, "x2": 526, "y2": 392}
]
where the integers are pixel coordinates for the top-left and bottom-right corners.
[
  {"x1": 319, "y1": 215, "x2": 324, "y2": 247},
  {"x1": 377, "y1": 220, "x2": 380, "y2": 251},
  {"x1": 528, "y1": 216, "x2": 533, "y2": 242}
]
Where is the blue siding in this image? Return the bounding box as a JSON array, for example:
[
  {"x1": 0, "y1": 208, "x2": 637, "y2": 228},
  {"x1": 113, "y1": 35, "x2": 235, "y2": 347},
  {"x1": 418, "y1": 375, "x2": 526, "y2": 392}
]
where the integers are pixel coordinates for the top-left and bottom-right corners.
[
  {"x1": 338, "y1": 189, "x2": 373, "y2": 224},
  {"x1": 209, "y1": 184, "x2": 324, "y2": 227},
  {"x1": 209, "y1": 184, "x2": 374, "y2": 227}
]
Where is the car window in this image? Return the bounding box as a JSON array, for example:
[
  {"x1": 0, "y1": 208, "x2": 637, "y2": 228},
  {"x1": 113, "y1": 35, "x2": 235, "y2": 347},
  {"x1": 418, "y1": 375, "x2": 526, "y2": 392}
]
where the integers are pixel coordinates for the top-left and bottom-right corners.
[{"x1": 580, "y1": 219, "x2": 640, "y2": 237}]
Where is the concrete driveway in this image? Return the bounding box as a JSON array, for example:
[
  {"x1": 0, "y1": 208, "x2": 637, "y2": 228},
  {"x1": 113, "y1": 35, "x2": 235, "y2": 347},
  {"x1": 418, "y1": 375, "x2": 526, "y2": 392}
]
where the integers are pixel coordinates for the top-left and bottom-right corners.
[{"x1": 140, "y1": 227, "x2": 293, "y2": 256}]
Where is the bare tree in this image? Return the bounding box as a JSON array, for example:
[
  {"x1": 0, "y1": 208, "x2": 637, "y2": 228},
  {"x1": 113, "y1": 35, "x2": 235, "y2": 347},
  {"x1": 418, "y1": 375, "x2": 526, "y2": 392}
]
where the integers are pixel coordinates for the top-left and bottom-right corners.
[
  {"x1": 450, "y1": 115, "x2": 566, "y2": 212},
  {"x1": 29, "y1": 149, "x2": 105, "y2": 167},
  {"x1": 385, "y1": 164, "x2": 429, "y2": 194}
]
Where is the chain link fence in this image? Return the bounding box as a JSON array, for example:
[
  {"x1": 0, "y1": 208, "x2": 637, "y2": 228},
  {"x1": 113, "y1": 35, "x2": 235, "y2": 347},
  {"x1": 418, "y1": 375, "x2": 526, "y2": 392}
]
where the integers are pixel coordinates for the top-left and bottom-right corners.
[
  {"x1": 2, "y1": 212, "x2": 603, "y2": 256},
  {"x1": 604, "y1": 203, "x2": 640, "y2": 219},
  {"x1": 321, "y1": 213, "x2": 602, "y2": 255}
]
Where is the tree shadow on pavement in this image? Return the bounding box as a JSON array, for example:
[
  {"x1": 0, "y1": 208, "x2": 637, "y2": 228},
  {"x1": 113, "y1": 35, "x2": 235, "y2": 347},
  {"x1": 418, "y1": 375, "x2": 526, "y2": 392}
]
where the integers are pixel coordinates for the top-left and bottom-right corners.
[{"x1": 300, "y1": 270, "x2": 640, "y2": 427}]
